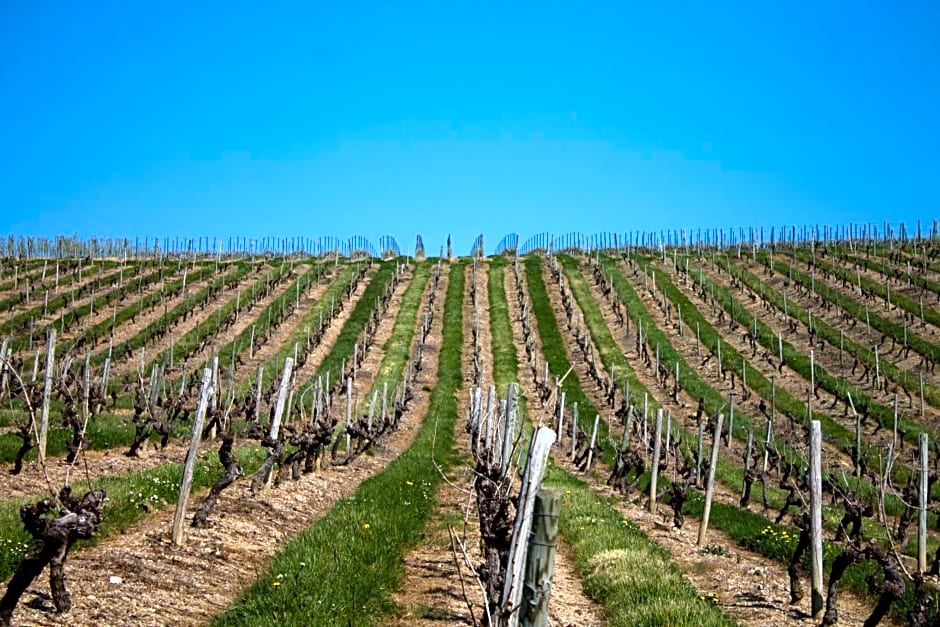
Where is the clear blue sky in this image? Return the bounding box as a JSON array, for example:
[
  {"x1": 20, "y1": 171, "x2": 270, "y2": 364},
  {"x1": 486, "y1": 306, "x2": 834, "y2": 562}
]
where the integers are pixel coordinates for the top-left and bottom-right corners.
[{"x1": 1, "y1": 1, "x2": 937, "y2": 254}]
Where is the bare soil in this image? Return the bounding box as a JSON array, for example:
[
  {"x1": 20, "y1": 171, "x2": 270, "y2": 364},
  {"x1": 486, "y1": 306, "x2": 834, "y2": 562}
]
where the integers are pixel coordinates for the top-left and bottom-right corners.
[{"x1": 3, "y1": 261, "x2": 451, "y2": 627}]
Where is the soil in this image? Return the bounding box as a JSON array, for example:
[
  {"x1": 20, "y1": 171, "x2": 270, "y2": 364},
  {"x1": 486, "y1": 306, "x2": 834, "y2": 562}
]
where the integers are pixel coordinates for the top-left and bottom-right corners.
[
  {"x1": 390, "y1": 261, "x2": 605, "y2": 627},
  {"x1": 3, "y1": 260, "x2": 451, "y2": 627},
  {"x1": 508, "y1": 258, "x2": 897, "y2": 626}
]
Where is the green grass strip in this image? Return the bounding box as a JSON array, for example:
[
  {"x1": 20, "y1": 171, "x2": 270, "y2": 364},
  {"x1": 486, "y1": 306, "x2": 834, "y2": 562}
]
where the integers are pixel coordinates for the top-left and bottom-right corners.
[
  {"x1": 840, "y1": 248, "x2": 940, "y2": 299},
  {"x1": 0, "y1": 445, "x2": 266, "y2": 580},
  {"x1": 4, "y1": 261, "x2": 171, "y2": 349},
  {"x1": 714, "y1": 253, "x2": 940, "y2": 431},
  {"x1": 214, "y1": 262, "x2": 463, "y2": 626},
  {"x1": 546, "y1": 468, "x2": 735, "y2": 626},
  {"x1": 88, "y1": 261, "x2": 243, "y2": 367},
  {"x1": 245, "y1": 263, "x2": 361, "y2": 394},
  {"x1": 354, "y1": 260, "x2": 431, "y2": 414},
  {"x1": 598, "y1": 256, "x2": 931, "y2": 622},
  {"x1": 669, "y1": 254, "x2": 940, "y2": 510},
  {"x1": 492, "y1": 256, "x2": 732, "y2": 625},
  {"x1": 197, "y1": 262, "x2": 326, "y2": 384},
  {"x1": 146, "y1": 260, "x2": 288, "y2": 374},
  {"x1": 0, "y1": 258, "x2": 64, "y2": 294},
  {"x1": 306, "y1": 260, "x2": 398, "y2": 391},
  {"x1": 523, "y1": 257, "x2": 613, "y2": 465},
  {"x1": 777, "y1": 249, "x2": 940, "y2": 362},
  {"x1": 637, "y1": 255, "x2": 858, "y2": 451}
]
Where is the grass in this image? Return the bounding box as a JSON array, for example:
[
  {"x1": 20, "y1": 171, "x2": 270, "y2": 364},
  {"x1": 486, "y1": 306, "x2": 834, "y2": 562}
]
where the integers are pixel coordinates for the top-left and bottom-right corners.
[
  {"x1": 784, "y1": 246, "x2": 940, "y2": 332},
  {"x1": 0, "y1": 444, "x2": 266, "y2": 580},
  {"x1": 716, "y1": 252, "x2": 940, "y2": 411},
  {"x1": 355, "y1": 260, "x2": 432, "y2": 414},
  {"x1": 244, "y1": 262, "x2": 363, "y2": 394},
  {"x1": 307, "y1": 259, "x2": 398, "y2": 392},
  {"x1": 581, "y1": 254, "x2": 935, "y2": 623},
  {"x1": 491, "y1": 256, "x2": 734, "y2": 625},
  {"x1": 89, "y1": 260, "x2": 249, "y2": 367},
  {"x1": 214, "y1": 261, "x2": 464, "y2": 625},
  {"x1": 545, "y1": 468, "x2": 735, "y2": 627},
  {"x1": 4, "y1": 261, "x2": 170, "y2": 351},
  {"x1": 770, "y1": 249, "x2": 940, "y2": 364},
  {"x1": 196, "y1": 262, "x2": 324, "y2": 385},
  {"x1": 523, "y1": 256, "x2": 614, "y2": 465}
]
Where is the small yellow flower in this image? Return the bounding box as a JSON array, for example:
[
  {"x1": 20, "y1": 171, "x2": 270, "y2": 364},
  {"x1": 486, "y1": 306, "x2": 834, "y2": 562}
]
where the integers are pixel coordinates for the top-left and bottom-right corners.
[
  {"x1": 362, "y1": 523, "x2": 371, "y2": 530},
  {"x1": 405, "y1": 481, "x2": 414, "y2": 486},
  {"x1": 272, "y1": 581, "x2": 281, "y2": 587}
]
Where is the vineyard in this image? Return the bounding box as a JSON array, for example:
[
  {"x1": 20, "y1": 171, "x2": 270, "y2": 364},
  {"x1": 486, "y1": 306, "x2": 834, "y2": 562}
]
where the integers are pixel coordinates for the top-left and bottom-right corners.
[{"x1": 1, "y1": 227, "x2": 940, "y2": 626}]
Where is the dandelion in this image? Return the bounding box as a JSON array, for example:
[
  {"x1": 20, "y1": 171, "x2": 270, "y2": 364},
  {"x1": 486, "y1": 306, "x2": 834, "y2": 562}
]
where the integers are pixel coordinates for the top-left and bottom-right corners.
[{"x1": 362, "y1": 523, "x2": 371, "y2": 530}]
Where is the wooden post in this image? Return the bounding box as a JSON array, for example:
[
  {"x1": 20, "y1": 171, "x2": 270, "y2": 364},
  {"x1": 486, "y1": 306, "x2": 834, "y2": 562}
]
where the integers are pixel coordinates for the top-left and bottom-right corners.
[
  {"x1": 717, "y1": 338, "x2": 723, "y2": 378},
  {"x1": 742, "y1": 429, "x2": 753, "y2": 500},
  {"x1": 570, "y1": 402, "x2": 579, "y2": 460},
  {"x1": 585, "y1": 414, "x2": 599, "y2": 472},
  {"x1": 171, "y1": 368, "x2": 213, "y2": 546},
  {"x1": 809, "y1": 420, "x2": 824, "y2": 619},
  {"x1": 345, "y1": 376, "x2": 353, "y2": 452},
  {"x1": 763, "y1": 417, "x2": 772, "y2": 474},
  {"x1": 503, "y1": 427, "x2": 557, "y2": 627},
  {"x1": 253, "y1": 366, "x2": 264, "y2": 423},
  {"x1": 262, "y1": 357, "x2": 294, "y2": 486},
  {"x1": 649, "y1": 408, "x2": 663, "y2": 513},
  {"x1": 921, "y1": 371, "x2": 926, "y2": 419},
  {"x1": 919, "y1": 433, "x2": 929, "y2": 574},
  {"x1": 38, "y1": 328, "x2": 56, "y2": 465},
  {"x1": 697, "y1": 413, "x2": 723, "y2": 547},
  {"x1": 520, "y1": 488, "x2": 560, "y2": 627},
  {"x1": 848, "y1": 393, "x2": 861, "y2": 477},
  {"x1": 892, "y1": 393, "x2": 899, "y2": 452},
  {"x1": 696, "y1": 419, "x2": 704, "y2": 487}
]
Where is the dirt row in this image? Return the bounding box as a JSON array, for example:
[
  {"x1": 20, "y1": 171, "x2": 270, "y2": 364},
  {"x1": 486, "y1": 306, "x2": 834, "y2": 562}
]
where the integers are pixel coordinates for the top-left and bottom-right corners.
[
  {"x1": 6, "y1": 260, "x2": 451, "y2": 626},
  {"x1": 533, "y1": 257, "x2": 891, "y2": 626},
  {"x1": 391, "y1": 261, "x2": 604, "y2": 626}
]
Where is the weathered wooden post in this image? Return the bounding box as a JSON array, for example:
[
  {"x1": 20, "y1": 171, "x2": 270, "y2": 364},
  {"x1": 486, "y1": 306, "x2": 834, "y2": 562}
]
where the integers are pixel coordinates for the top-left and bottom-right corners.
[
  {"x1": 848, "y1": 392, "x2": 861, "y2": 477},
  {"x1": 570, "y1": 402, "x2": 579, "y2": 460},
  {"x1": 38, "y1": 328, "x2": 56, "y2": 465},
  {"x1": 696, "y1": 419, "x2": 704, "y2": 487},
  {"x1": 585, "y1": 414, "x2": 600, "y2": 472},
  {"x1": 172, "y1": 368, "x2": 213, "y2": 546},
  {"x1": 727, "y1": 392, "x2": 735, "y2": 449},
  {"x1": 809, "y1": 420, "x2": 824, "y2": 619},
  {"x1": 919, "y1": 433, "x2": 929, "y2": 573},
  {"x1": 503, "y1": 427, "x2": 557, "y2": 627},
  {"x1": 253, "y1": 366, "x2": 264, "y2": 423},
  {"x1": 742, "y1": 429, "x2": 753, "y2": 500},
  {"x1": 697, "y1": 413, "x2": 723, "y2": 547},
  {"x1": 649, "y1": 408, "x2": 663, "y2": 513},
  {"x1": 520, "y1": 488, "x2": 560, "y2": 627},
  {"x1": 261, "y1": 357, "x2": 294, "y2": 487}
]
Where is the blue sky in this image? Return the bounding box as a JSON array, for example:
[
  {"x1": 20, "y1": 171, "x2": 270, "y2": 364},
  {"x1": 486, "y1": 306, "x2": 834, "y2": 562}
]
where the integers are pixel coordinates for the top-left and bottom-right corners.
[{"x1": 1, "y1": 1, "x2": 937, "y2": 254}]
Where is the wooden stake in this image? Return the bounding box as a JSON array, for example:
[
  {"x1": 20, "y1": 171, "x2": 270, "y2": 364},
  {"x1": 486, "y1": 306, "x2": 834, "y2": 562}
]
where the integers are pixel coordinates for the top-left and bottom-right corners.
[
  {"x1": 38, "y1": 328, "x2": 56, "y2": 465},
  {"x1": 919, "y1": 433, "x2": 929, "y2": 573},
  {"x1": 742, "y1": 429, "x2": 753, "y2": 500},
  {"x1": 262, "y1": 357, "x2": 294, "y2": 486},
  {"x1": 649, "y1": 409, "x2": 663, "y2": 513},
  {"x1": 697, "y1": 413, "x2": 723, "y2": 547},
  {"x1": 586, "y1": 414, "x2": 600, "y2": 472},
  {"x1": 171, "y1": 368, "x2": 213, "y2": 546},
  {"x1": 519, "y1": 488, "x2": 560, "y2": 627},
  {"x1": 809, "y1": 420, "x2": 824, "y2": 619},
  {"x1": 503, "y1": 427, "x2": 557, "y2": 627}
]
